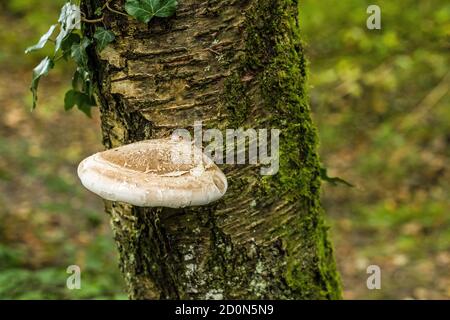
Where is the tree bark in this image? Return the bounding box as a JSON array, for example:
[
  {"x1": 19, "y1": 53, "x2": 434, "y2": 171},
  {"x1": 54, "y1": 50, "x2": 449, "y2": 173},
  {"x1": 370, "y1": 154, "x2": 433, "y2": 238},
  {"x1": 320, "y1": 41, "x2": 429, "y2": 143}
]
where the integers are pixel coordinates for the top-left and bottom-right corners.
[{"x1": 82, "y1": 0, "x2": 342, "y2": 299}]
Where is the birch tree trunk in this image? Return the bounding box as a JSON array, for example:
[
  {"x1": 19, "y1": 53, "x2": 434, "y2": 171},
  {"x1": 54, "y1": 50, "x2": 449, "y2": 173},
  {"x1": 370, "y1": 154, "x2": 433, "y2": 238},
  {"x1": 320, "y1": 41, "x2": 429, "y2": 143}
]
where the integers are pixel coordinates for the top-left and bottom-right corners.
[{"x1": 82, "y1": 0, "x2": 341, "y2": 299}]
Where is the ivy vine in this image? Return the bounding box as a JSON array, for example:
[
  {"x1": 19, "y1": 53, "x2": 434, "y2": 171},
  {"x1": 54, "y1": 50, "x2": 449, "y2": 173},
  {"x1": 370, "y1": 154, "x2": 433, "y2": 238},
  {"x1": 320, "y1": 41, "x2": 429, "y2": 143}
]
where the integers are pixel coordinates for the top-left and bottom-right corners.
[{"x1": 26, "y1": 0, "x2": 178, "y2": 116}]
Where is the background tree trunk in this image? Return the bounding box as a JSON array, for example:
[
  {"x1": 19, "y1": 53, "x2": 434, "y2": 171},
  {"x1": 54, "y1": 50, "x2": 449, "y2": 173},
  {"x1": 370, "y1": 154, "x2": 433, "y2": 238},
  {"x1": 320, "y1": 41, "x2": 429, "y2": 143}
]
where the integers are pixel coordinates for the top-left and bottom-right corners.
[{"x1": 82, "y1": 0, "x2": 341, "y2": 299}]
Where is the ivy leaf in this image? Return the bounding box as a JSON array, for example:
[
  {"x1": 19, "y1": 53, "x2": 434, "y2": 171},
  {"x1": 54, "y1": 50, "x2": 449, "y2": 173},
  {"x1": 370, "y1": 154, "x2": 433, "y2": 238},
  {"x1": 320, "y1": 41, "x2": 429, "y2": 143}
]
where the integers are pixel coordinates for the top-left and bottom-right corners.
[
  {"x1": 94, "y1": 27, "x2": 115, "y2": 52},
  {"x1": 71, "y1": 38, "x2": 91, "y2": 67},
  {"x1": 25, "y1": 25, "x2": 57, "y2": 54},
  {"x1": 71, "y1": 69, "x2": 81, "y2": 90},
  {"x1": 55, "y1": 3, "x2": 81, "y2": 52},
  {"x1": 94, "y1": 7, "x2": 103, "y2": 16},
  {"x1": 125, "y1": 0, "x2": 178, "y2": 23},
  {"x1": 73, "y1": 66, "x2": 94, "y2": 96},
  {"x1": 31, "y1": 57, "x2": 54, "y2": 110},
  {"x1": 319, "y1": 167, "x2": 354, "y2": 187},
  {"x1": 64, "y1": 90, "x2": 95, "y2": 117},
  {"x1": 151, "y1": 0, "x2": 178, "y2": 17},
  {"x1": 61, "y1": 33, "x2": 81, "y2": 60}
]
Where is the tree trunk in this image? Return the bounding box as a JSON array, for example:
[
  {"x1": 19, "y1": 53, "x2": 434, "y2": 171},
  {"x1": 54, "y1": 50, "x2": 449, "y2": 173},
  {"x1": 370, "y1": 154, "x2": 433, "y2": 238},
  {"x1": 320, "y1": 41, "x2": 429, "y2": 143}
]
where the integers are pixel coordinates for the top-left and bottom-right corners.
[{"x1": 82, "y1": 0, "x2": 341, "y2": 299}]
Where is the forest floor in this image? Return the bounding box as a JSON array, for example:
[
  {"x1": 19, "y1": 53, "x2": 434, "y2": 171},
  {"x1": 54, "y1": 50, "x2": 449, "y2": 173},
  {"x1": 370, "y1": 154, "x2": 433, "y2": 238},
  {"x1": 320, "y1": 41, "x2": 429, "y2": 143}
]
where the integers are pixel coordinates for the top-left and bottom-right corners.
[{"x1": 0, "y1": 69, "x2": 126, "y2": 299}]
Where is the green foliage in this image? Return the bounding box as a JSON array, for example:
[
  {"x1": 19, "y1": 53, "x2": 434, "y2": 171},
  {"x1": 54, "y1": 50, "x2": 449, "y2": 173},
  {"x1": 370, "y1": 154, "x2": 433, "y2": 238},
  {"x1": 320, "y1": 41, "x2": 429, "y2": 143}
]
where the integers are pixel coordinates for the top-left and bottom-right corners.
[
  {"x1": 31, "y1": 57, "x2": 54, "y2": 109},
  {"x1": 0, "y1": 0, "x2": 67, "y2": 67},
  {"x1": 125, "y1": 0, "x2": 178, "y2": 23},
  {"x1": 25, "y1": 25, "x2": 57, "y2": 54},
  {"x1": 320, "y1": 167, "x2": 354, "y2": 187},
  {"x1": 55, "y1": 3, "x2": 80, "y2": 52},
  {"x1": 25, "y1": 2, "x2": 97, "y2": 114},
  {"x1": 25, "y1": 0, "x2": 178, "y2": 115},
  {"x1": 60, "y1": 33, "x2": 81, "y2": 59},
  {"x1": 93, "y1": 27, "x2": 115, "y2": 52},
  {"x1": 64, "y1": 89, "x2": 95, "y2": 117},
  {"x1": 70, "y1": 37, "x2": 92, "y2": 67}
]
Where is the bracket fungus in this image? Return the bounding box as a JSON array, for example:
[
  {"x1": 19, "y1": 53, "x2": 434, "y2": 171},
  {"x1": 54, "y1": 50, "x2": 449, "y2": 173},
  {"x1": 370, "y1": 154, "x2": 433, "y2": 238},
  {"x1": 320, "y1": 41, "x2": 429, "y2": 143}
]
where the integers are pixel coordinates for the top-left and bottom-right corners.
[{"x1": 77, "y1": 139, "x2": 228, "y2": 208}]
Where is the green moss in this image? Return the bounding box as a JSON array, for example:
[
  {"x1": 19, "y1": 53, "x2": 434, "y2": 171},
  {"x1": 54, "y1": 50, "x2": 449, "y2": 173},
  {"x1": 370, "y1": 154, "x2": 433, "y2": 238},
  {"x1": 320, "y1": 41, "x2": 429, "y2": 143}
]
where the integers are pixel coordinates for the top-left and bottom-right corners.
[
  {"x1": 223, "y1": 73, "x2": 251, "y2": 127},
  {"x1": 236, "y1": 0, "x2": 342, "y2": 298}
]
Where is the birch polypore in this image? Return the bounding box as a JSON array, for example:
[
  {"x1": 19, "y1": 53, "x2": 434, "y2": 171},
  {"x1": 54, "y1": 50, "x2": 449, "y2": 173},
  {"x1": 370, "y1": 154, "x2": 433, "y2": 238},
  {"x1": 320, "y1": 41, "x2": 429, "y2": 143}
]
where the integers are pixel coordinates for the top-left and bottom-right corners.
[{"x1": 77, "y1": 139, "x2": 227, "y2": 208}]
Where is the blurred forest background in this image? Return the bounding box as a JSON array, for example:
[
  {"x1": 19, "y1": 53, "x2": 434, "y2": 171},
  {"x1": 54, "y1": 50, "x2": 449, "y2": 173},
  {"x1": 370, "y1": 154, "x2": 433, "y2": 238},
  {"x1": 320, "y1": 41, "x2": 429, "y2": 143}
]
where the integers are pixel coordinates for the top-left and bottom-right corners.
[{"x1": 0, "y1": 0, "x2": 448, "y2": 299}]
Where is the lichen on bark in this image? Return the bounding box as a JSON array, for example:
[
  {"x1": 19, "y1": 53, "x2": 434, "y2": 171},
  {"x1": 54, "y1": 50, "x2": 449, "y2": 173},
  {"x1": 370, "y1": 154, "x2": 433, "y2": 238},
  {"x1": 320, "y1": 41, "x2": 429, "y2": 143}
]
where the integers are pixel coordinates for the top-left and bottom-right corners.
[{"x1": 82, "y1": 0, "x2": 342, "y2": 299}]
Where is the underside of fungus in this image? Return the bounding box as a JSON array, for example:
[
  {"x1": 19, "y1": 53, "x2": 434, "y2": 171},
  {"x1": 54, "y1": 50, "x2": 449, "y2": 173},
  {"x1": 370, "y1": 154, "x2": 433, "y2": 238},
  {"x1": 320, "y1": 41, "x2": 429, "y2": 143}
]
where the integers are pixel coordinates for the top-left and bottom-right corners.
[{"x1": 77, "y1": 139, "x2": 228, "y2": 208}]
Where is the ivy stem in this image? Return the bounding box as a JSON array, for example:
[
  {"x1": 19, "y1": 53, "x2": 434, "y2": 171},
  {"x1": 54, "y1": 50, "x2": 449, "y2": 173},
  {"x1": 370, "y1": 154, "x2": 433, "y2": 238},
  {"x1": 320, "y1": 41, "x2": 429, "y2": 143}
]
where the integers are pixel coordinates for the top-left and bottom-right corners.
[
  {"x1": 81, "y1": 16, "x2": 104, "y2": 23},
  {"x1": 101, "y1": 0, "x2": 112, "y2": 10},
  {"x1": 79, "y1": 10, "x2": 103, "y2": 23},
  {"x1": 106, "y1": 2, "x2": 129, "y2": 17}
]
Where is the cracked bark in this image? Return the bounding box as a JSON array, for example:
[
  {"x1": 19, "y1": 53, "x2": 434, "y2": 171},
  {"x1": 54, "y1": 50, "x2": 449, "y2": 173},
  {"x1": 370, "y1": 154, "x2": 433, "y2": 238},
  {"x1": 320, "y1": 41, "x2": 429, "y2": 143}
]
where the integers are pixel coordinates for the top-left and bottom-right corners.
[{"x1": 82, "y1": 0, "x2": 342, "y2": 299}]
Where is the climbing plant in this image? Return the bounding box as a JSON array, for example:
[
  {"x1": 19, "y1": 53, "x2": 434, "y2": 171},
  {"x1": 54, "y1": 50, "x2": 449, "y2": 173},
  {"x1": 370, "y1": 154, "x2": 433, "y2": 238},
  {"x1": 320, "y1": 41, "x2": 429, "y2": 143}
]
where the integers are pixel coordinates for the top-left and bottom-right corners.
[{"x1": 25, "y1": 0, "x2": 178, "y2": 116}]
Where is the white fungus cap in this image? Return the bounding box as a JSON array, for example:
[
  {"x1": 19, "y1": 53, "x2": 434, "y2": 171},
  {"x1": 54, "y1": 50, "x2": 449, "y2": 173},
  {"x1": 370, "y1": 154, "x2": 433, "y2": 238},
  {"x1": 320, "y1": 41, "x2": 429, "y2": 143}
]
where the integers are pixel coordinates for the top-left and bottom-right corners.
[{"x1": 77, "y1": 139, "x2": 228, "y2": 208}]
